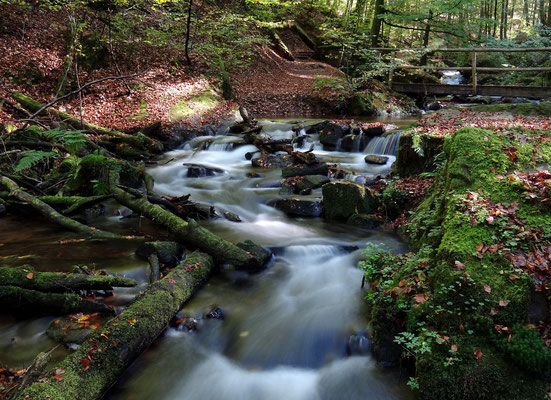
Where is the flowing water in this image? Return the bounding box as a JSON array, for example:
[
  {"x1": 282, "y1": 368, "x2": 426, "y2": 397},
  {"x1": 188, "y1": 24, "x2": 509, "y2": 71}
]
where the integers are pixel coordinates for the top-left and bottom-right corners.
[{"x1": 0, "y1": 119, "x2": 414, "y2": 399}]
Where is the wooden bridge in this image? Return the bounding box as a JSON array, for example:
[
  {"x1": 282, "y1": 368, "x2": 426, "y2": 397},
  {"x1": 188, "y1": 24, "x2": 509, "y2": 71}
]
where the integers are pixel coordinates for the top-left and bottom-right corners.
[{"x1": 373, "y1": 47, "x2": 551, "y2": 98}]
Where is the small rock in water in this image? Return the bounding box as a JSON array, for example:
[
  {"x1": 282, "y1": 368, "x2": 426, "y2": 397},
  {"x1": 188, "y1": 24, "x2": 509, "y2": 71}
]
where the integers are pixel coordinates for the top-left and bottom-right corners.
[
  {"x1": 206, "y1": 307, "x2": 224, "y2": 320},
  {"x1": 425, "y1": 101, "x2": 441, "y2": 111},
  {"x1": 223, "y1": 211, "x2": 242, "y2": 222},
  {"x1": 274, "y1": 198, "x2": 323, "y2": 218},
  {"x1": 0, "y1": 204, "x2": 7, "y2": 217},
  {"x1": 251, "y1": 154, "x2": 294, "y2": 169},
  {"x1": 347, "y1": 332, "x2": 372, "y2": 356},
  {"x1": 364, "y1": 155, "x2": 389, "y2": 165},
  {"x1": 183, "y1": 318, "x2": 199, "y2": 331},
  {"x1": 185, "y1": 164, "x2": 225, "y2": 178},
  {"x1": 282, "y1": 163, "x2": 329, "y2": 178}
]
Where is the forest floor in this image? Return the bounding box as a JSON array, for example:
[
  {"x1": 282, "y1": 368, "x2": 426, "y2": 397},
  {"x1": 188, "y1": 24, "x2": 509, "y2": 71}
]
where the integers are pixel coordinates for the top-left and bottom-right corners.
[{"x1": 0, "y1": 6, "x2": 351, "y2": 130}]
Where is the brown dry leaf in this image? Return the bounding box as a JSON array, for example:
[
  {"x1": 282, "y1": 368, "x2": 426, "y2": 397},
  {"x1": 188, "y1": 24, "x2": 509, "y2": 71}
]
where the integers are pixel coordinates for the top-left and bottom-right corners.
[
  {"x1": 499, "y1": 300, "x2": 509, "y2": 307},
  {"x1": 26, "y1": 272, "x2": 34, "y2": 280},
  {"x1": 454, "y1": 261, "x2": 465, "y2": 270},
  {"x1": 474, "y1": 349, "x2": 483, "y2": 360},
  {"x1": 451, "y1": 344, "x2": 458, "y2": 352},
  {"x1": 483, "y1": 284, "x2": 491, "y2": 294}
]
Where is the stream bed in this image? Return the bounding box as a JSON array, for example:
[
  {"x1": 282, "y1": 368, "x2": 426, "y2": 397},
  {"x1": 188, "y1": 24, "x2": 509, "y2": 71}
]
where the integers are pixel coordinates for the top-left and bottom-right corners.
[{"x1": 0, "y1": 118, "x2": 415, "y2": 400}]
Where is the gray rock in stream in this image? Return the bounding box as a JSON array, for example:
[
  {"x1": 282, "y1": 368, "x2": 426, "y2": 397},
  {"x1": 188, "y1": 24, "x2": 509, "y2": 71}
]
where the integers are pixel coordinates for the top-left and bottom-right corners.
[
  {"x1": 251, "y1": 154, "x2": 294, "y2": 169},
  {"x1": 320, "y1": 122, "x2": 350, "y2": 149},
  {"x1": 0, "y1": 204, "x2": 7, "y2": 218},
  {"x1": 364, "y1": 155, "x2": 389, "y2": 165},
  {"x1": 282, "y1": 163, "x2": 329, "y2": 178},
  {"x1": 185, "y1": 164, "x2": 225, "y2": 178},
  {"x1": 274, "y1": 198, "x2": 323, "y2": 218},
  {"x1": 280, "y1": 175, "x2": 330, "y2": 195}
]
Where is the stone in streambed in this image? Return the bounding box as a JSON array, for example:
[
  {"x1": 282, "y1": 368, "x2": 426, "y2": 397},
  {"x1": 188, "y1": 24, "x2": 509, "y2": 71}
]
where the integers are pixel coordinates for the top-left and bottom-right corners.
[
  {"x1": 0, "y1": 204, "x2": 7, "y2": 217},
  {"x1": 223, "y1": 211, "x2": 241, "y2": 222},
  {"x1": 206, "y1": 307, "x2": 224, "y2": 320},
  {"x1": 364, "y1": 155, "x2": 389, "y2": 165},
  {"x1": 322, "y1": 181, "x2": 378, "y2": 220},
  {"x1": 282, "y1": 163, "x2": 329, "y2": 178},
  {"x1": 280, "y1": 175, "x2": 330, "y2": 195},
  {"x1": 319, "y1": 122, "x2": 350, "y2": 149},
  {"x1": 252, "y1": 154, "x2": 294, "y2": 169},
  {"x1": 347, "y1": 214, "x2": 382, "y2": 229},
  {"x1": 274, "y1": 198, "x2": 323, "y2": 218},
  {"x1": 185, "y1": 163, "x2": 225, "y2": 178}
]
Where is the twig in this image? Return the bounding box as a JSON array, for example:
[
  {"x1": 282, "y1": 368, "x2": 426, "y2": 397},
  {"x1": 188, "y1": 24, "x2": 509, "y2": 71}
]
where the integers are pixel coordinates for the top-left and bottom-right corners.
[
  {"x1": 24, "y1": 73, "x2": 142, "y2": 123},
  {"x1": 0, "y1": 150, "x2": 21, "y2": 157}
]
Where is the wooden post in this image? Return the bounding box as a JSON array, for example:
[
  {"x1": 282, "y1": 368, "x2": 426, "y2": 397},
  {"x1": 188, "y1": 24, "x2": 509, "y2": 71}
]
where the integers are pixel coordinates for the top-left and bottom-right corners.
[{"x1": 472, "y1": 51, "x2": 478, "y2": 95}]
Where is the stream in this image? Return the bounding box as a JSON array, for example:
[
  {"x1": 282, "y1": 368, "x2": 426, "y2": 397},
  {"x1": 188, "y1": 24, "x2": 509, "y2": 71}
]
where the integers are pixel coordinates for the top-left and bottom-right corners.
[{"x1": 0, "y1": 119, "x2": 415, "y2": 400}]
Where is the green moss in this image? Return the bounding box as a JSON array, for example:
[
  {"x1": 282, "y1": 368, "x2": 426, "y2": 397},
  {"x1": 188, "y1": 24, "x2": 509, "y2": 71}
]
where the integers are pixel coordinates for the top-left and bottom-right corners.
[
  {"x1": 364, "y1": 126, "x2": 551, "y2": 399},
  {"x1": 394, "y1": 132, "x2": 444, "y2": 177},
  {"x1": 170, "y1": 89, "x2": 221, "y2": 121},
  {"x1": 128, "y1": 99, "x2": 148, "y2": 120},
  {"x1": 322, "y1": 181, "x2": 379, "y2": 220}
]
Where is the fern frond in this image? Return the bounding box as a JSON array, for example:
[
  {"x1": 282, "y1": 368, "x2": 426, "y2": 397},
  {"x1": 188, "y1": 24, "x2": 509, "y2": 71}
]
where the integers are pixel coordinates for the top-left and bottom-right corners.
[
  {"x1": 44, "y1": 128, "x2": 87, "y2": 154},
  {"x1": 14, "y1": 151, "x2": 57, "y2": 172}
]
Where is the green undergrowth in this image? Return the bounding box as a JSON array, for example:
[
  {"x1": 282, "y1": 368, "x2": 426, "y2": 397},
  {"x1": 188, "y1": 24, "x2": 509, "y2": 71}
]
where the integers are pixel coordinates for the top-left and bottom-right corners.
[{"x1": 361, "y1": 127, "x2": 551, "y2": 399}]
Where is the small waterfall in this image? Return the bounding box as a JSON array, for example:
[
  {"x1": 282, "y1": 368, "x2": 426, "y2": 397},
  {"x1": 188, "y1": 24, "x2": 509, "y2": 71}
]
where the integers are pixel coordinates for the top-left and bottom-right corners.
[
  {"x1": 352, "y1": 132, "x2": 364, "y2": 153},
  {"x1": 335, "y1": 137, "x2": 343, "y2": 152},
  {"x1": 207, "y1": 142, "x2": 234, "y2": 151},
  {"x1": 364, "y1": 131, "x2": 402, "y2": 155}
]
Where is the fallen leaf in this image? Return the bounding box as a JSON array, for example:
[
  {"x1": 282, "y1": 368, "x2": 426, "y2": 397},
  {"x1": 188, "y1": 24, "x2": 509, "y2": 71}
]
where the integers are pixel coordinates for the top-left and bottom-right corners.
[
  {"x1": 484, "y1": 284, "x2": 491, "y2": 293},
  {"x1": 26, "y1": 272, "x2": 34, "y2": 280},
  {"x1": 451, "y1": 344, "x2": 458, "y2": 352},
  {"x1": 54, "y1": 375, "x2": 63, "y2": 382},
  {"x1": 81, "y1": 359, "x2": 89, "y2": 371},
  {"x1": 474, "y1": 349, "x2": 483, "y2": 360},
  {"x1": 55, "y1": 369, "x2": 65, "y2": 375},
  {"x1": 454, "y1": 261, "x2": 465, "y2": 270},
  {"x1": 415, "y1": 293, "x2": 428, "y2": 303},
  {"x1": 499, "y1": 300, "x2": 509, "y2": 307}
]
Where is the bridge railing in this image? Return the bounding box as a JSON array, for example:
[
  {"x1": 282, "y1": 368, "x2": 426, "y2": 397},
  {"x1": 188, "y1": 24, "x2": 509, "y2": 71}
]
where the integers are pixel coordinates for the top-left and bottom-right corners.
[{"x1": 371, "y1": 47, "x2": 551, "y2": 96}]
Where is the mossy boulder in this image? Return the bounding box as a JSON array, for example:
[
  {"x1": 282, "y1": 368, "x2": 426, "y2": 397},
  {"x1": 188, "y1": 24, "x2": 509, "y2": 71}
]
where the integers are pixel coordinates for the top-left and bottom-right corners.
[
  {"x1": 322, "y1": 181, "x2": 378, "y2": 220},
  {"x1": 394, "y1": 132, "x2": 444, "y2": 177}
]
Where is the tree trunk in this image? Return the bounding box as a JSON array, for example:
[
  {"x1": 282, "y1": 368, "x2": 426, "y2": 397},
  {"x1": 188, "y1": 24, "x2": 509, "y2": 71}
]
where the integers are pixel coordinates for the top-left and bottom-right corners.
[
  {"x1": 110, "y1": 179, "x2": 262, "y2": 270},
  {"x1": 0, "y1": 286, "x2": 114, "y2": 316},
  {"x1": 0, "y1": 266, "x2": 137, "y2": 293},
  {"x1": 370, "y1": 0, "x2": 385, "y2": 47},
  {"x1": 15, "y1": 251, "x2": 214, "y2": 400},
  {"x1": 185, "y1": 0, "x2": 193, "y2": 65},
  {"x1": 0, "y1": 176, "x2": 122, "y2": 240}
]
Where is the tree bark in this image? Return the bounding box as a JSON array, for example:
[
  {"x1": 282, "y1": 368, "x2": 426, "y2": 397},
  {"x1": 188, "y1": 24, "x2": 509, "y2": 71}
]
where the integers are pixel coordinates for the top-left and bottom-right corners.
[
  {"x1": 0, "y1": 176, "x2": 121, "y2": 240},
  {"x1": 0, "y1": 266, "x2": 137, "y2": 293},
  {"x1": 16, "y1": 251, "x2": 214, "y2": 400},
  {"x1": 110, "y1": 177, "x2": 261, "y2": 270},
  {"x1": 0, "y1": 286, "x2": 114, "y2": 316},
  {"x1": 370, "y1": 0, "x2": 385, "y2": 46}
]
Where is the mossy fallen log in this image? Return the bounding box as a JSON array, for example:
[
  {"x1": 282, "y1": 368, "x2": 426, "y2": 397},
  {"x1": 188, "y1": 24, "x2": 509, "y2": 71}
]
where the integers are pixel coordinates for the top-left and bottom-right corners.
[
  {"x1": 39, "y1": 195, "x2": 112, "y2": 215},
  {"x1": 0, "y1": 176, "x2": 121, "y2": 240},
  {"x1": 11, "y1": 92, "x2": 163, "y2": 158},
  {"x1": 0, "y1": 286, "x2": 114, "y2": 316},
  {"x1": 16, "y1": 251, "x2": 214, "y2": 400},
  {"x1": 0, "y1": 266, "x2": 137, "y2": 293},
  {"x1": 110, "y1": 176, "x2": 262, "y2": 270}
]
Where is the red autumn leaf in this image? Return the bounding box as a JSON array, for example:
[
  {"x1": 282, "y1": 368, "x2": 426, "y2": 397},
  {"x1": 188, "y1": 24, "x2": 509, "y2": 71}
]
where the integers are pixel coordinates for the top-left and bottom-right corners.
[
  {"x1": 81, "y1": 359, "x2": 89, "y2": 371},
  {"x1": 415, "y1": 293, "x2": 428, "y2": 304},
  {"x1": 54, "y1": 375, "x2": 64, "y2": 382},
  {"x1": 509, "y1": 274, "x2": 520, "y2": 280},
  {"x1": 475, "y1": 243, "x2": 484, "y2": 251},
  {"x1": 484, "y1": 284, "x2": 491, "y2": 294},
  {"x1": 55, "y1": 369, "x2": 65, "y2": 375},
  {"x1": 451, "y1": 344, "x2": 458, "y2": 352},
  {"x1": 499, "y1": 300, "x2": 509, "y2": 307},
  {"x1": 474, "y1": 349, "x2": 483, "y2": 360},
  {"x1": 26, "y1": 272, "x2": 34, "y2": 280},
  {"x1": 490, "y1": 309, "x2": 498, "y2": 316},
  {"x1": 127, "y1": 318, "x2": 137, "y2": 324}
]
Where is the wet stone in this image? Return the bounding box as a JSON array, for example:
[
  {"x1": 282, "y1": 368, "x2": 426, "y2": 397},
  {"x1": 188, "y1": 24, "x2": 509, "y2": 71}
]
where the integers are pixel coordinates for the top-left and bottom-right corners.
[
  {"x1": 364, "y1": 155, "x2": 389, "y2": 165},
  {"x1": 252, "y1": 154, "x2": 294, "y2": 169},
  {"x1": 185, "y1": 163, "x2": 225, "y2": 178},
  {"x1": 274, "y1": 198, "x2": 323, "y2": 218},
  {"x1": 282, "y1": 163, "x2": 329, "y2": 178},
  {"x1": 206, "y1": 307, "x2": 224, "y2": 320},
  {"x1": 0, "y1": 204, "x2": 6, "y2": 218}
]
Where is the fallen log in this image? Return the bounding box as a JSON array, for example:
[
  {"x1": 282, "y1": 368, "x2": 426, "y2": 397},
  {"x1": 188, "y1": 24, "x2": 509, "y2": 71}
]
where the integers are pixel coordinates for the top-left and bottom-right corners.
[
  {"x1": 16, "y1": 251, "x2": 214, "y2": 400},
  {"x1": 110, "y1": 174, "x2": 262, "y2": 270},
  {"x1": 0, "y1": 266, "x2": 137, "y2": 293},
  {"x1": 6, "y1": 348, "x2": 54, "y2": 400},
  {"x1": 0, "y1": 286, "x2": 114, "y2": 316},
  {"x1": 0, "y1": 176, "x2": 121, "y2": 240},
  {"x1": 40, "y1": 195, "x2": 113, "y2": 215}
]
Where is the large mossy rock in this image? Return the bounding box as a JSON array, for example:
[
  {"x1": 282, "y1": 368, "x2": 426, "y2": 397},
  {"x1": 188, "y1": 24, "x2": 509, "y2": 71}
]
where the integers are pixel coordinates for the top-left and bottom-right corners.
[
  {"x1": 394, "y1": 132, "x2": 444, "y2": 177},
  {"x1": 322, "y1": 181, "x2": 378, "y2": 220},
  {"x1": 319, "y1": 122, "x2": 350, "y2": 149}
]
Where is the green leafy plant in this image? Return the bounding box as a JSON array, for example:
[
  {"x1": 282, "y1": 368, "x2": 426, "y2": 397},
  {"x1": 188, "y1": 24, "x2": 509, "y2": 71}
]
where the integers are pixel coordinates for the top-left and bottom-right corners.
[
  {"x1": 14, "y1": 151, "x2": 57, "y2": 172},
  {"x1": 43, "y1": 128, "x2": 87, "y2": 154}
]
